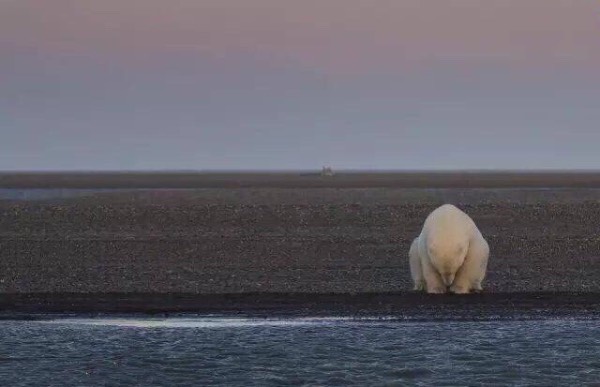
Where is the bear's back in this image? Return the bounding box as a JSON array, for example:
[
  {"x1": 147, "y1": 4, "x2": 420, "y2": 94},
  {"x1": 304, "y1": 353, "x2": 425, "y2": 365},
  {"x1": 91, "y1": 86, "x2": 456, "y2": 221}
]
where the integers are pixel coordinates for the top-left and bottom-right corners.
[{"x1": 422, "y1": 204, "x2": 474, "y2": 248}]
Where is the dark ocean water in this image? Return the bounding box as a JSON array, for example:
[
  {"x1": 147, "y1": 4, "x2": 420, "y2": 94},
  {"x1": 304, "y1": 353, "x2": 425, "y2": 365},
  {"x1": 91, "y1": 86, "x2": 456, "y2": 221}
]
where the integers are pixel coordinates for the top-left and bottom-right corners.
[{"x1": 0, "y1": 317, "x2": 598, "y2": 386}]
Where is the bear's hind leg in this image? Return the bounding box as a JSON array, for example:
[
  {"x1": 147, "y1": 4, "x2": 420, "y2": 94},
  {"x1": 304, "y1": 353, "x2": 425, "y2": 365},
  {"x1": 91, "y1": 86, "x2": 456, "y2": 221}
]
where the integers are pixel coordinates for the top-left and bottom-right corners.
[
  {"x1": 409, "y1": 237, "x2": 425, "y2": 291},
  {"x1": 451, "y1": 235, "x2": 489, "y2": 294},
  {"x1": 471, "y1": 281, "x2": 483, "y2": 293}
]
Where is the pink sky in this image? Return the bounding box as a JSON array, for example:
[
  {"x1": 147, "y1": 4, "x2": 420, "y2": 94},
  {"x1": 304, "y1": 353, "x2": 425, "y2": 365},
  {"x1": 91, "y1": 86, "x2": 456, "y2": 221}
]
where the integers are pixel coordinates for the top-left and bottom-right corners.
[
  {"x1": 3, "y1": 0, "x2": 599, "y2": 75},
  {"x1": 1, "y1": 0, "x2": 600, "y2": 170}
]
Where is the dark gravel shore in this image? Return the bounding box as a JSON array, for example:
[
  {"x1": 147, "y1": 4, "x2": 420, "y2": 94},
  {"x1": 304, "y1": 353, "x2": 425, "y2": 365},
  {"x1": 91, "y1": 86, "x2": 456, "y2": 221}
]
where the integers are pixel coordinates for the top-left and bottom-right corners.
[{"x1": 0, "y1": 173, "x2": 599, "y2": 314}]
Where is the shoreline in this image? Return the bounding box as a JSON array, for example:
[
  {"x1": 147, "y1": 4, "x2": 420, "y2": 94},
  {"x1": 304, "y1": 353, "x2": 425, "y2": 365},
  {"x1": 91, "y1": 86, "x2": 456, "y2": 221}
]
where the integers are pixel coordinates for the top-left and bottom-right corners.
[{"x1": 1, "y1": 292, "x2": 599, "y2": 320}]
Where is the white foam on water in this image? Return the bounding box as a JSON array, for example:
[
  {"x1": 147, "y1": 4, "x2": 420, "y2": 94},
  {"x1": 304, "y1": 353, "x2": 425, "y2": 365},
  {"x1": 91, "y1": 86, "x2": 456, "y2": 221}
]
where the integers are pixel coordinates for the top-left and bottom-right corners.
[
  {"x1": 43, "y1": 316, "x2": 360, "y2": 329},
  {"x1": 32, "y1": 316, "x2": 599, "y2": 329}
]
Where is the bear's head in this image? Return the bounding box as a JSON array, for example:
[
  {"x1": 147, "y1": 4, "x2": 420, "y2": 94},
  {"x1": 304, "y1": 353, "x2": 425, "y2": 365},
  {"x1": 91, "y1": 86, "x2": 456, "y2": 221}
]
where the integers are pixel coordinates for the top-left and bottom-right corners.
[{"x1": 427, "y1": 242, "x2": 468, "y2": 286}]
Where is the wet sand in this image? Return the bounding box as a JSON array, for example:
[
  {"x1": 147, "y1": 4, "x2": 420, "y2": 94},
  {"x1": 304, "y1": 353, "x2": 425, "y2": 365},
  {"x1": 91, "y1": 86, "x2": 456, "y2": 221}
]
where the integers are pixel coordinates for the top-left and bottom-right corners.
[
  {"x1": 0, "y1": 293, "x2": 598, "y2": 320},
  {"x1": 0, "y1": 172, "x2": 599, "y2": 316}
]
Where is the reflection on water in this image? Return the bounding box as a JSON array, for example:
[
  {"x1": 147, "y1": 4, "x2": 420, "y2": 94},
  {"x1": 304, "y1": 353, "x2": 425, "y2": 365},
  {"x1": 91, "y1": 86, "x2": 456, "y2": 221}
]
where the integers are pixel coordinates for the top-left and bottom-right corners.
[
  {"x1": 46, "y1": 316, "x2": 357, "y2": 328},
  {"x1": 0, "y1": 317, "x2": 598, "y2": 386}
]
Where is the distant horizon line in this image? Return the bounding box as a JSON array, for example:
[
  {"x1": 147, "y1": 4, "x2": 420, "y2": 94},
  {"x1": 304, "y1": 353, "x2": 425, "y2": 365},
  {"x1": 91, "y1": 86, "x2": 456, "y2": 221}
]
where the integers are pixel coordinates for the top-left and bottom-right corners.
[
  {"x1": 2, "y1": 168, "x2": 600, "y2": 174},
  {"x1": 4, "y1": 169, "x2": 600, "y2": 189}
]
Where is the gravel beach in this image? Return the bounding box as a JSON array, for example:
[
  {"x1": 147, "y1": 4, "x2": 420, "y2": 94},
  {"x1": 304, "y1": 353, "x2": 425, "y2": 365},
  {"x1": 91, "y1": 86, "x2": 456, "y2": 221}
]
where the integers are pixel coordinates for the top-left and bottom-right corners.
[{"x1": 0, "y1": 172, "x2": 599, "y2": 315}]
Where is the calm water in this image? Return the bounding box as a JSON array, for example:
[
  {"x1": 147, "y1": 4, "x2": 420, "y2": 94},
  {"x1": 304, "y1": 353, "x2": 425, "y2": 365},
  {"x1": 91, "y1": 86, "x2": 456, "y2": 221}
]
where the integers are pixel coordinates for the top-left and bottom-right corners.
[{"x1": 0, "y1": 317, "x2": 598, "y2": 386}]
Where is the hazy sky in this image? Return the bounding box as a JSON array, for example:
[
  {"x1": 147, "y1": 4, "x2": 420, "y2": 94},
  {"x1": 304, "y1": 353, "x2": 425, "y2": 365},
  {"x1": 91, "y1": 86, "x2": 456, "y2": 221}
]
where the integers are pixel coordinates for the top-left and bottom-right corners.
[{"x1": 2, "y1": 0, "x2": 599, "y2": 170}]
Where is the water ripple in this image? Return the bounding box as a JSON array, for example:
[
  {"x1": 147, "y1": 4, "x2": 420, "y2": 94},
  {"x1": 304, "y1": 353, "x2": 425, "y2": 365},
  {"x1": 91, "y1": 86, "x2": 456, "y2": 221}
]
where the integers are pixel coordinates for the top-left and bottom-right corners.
[{"x1": 0, "y1": 318, "x2": 597, "y2": 386}]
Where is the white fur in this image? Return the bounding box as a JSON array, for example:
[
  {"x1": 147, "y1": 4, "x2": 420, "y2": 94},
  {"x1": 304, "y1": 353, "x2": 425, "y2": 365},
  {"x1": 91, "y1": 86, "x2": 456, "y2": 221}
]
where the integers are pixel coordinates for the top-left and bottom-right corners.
[{"x1": 409, "y1": 204, "x2": 489, "y2": 294}]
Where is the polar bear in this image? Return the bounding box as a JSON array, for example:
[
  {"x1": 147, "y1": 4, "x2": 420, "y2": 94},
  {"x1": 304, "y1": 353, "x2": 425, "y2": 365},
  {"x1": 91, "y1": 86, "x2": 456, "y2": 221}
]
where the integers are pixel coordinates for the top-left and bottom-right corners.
[{"x1": 409, "y1": 204, "x2": 489, "y2": 294}]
